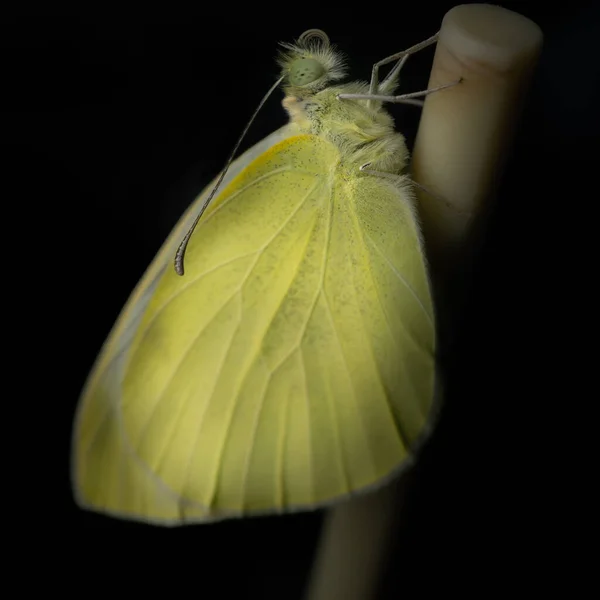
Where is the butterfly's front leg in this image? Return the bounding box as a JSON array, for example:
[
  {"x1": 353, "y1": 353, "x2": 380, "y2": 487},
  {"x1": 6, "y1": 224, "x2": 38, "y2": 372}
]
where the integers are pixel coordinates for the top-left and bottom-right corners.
[
  {"x1": 367, "y1": 32, "x2": 440, "y2": 104},
  {"x1": 339, "y1": 78, "x2": 462, "y2": 107}
]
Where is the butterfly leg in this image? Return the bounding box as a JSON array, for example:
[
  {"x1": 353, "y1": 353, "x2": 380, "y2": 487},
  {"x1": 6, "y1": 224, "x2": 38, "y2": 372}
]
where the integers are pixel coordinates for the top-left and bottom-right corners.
[
  {"x1": 339, "y1": 78, "x2": 462, "y2": 106},
  {"x1": 367, "y1": 33, "x2": 439, "y2": 105}
]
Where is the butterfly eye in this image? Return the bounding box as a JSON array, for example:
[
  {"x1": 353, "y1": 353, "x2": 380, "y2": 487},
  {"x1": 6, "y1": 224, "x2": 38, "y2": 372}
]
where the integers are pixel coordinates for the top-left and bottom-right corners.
[{"x1": 288, "y1": 58, "x2": 325, "y2": 86}]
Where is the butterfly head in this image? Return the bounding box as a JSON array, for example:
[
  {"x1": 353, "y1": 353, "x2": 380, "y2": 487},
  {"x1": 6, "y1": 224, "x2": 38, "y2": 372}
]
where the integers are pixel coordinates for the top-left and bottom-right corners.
[{"x1": 278, "y1": 29, "x2": 347, "y2": 96}]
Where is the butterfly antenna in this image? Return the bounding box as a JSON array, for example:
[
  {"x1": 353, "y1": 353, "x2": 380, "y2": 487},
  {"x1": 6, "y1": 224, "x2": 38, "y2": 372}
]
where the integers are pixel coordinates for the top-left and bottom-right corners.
[{"x1": 174, "y1": 74, "x2": 285, "y2": 276}]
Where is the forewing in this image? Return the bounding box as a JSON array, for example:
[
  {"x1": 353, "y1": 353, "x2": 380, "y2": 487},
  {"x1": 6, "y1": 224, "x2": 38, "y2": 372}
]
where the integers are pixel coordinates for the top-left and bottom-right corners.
[
  {"x1": 73, "y1": 133, "x2": 436, "y2": 525},
  {"x1": 72, "y1": 126, "x2": 296, "y2": 524}
]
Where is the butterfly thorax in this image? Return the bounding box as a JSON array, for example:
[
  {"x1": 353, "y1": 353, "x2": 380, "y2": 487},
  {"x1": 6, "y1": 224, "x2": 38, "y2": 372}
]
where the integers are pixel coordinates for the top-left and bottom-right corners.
[
  {"x1": 282, "y1": 86, "x2": 408, "y2": 175},
  {"x1": 278, "y1": 35, "x2": 409, "y2": 175}
]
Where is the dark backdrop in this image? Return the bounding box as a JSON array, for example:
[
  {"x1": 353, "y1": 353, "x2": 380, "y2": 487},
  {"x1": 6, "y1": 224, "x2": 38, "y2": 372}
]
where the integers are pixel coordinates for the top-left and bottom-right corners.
[{"x1": 3, "y1": 1, "x2": 596, "y2": 595}]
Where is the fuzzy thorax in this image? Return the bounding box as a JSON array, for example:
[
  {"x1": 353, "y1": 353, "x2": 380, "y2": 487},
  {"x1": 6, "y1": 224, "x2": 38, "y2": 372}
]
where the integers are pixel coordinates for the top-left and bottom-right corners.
[
  {"x1": 278, "y1": 30, "x2": 409, "y2": 175},
  {"x1": 282, "y1": 85, "x2": 409, "y2": 175}
]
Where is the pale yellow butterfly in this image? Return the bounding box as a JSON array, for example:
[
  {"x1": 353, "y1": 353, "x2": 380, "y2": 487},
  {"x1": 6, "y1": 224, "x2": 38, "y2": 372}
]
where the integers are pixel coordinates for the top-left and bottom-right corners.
[{"x1": 72, "y1": 28, "x2": 443, "y2": 526}]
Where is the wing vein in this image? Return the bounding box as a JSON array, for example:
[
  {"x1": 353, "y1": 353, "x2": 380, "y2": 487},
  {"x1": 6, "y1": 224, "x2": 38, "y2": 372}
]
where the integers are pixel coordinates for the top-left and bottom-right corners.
[
  {"x1": 132, "y1": 166, "x2": 323, "y2": 351},
  {"x1": 195, "y1": 166, "x2": 318, "y2": 229},
  {"x1": 127, "y1": 251, "x2": 258, "y2": 367},
  {"x1": 321, "y1": 288, "x2": 378, "y2": 479},
  {"x1": 348, "y1": 252, "x2": 405, "y2": 453},
  {"x1": 179, "y1": 294, "x2": 244, "y2": 506},
  {"x1": 131, "y1": 288, "x2": 247, "y2": 457},
  {"x1": 362, "y1": 229, "x2": 433, "y2": 326},
  {"x1": 362, "y1": 235, "x2": 433, "y2": 356},
  {"x1": 298, "y1": 347, "x2": 313, "y2": 504},
  {"x1": 239, "y1": 175, "x2": 334, "y2": 508},
  {"x1": 127, "y1": 176, "x2": 324, "y2": 461},
  {"x1": 348, "y1": 204, "x2": 419, "y2": 452},
  {"x1": 196, "y1": 177, "x2": 325, "y2": 508}
]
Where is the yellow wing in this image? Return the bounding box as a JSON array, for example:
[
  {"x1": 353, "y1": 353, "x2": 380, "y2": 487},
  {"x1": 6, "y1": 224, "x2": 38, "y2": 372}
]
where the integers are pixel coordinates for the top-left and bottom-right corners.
[{"x1": 72, "y1": 132, "x2": 436, "y2": 526}]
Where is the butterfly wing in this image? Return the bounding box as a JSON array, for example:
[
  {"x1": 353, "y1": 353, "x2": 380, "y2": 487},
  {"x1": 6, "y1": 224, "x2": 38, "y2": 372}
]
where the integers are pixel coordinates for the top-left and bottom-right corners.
[
  {"x1": 73, "y1": 132, "x2": 436, "y2": 526},
  {"x1": 72, "y1": 125, "x2": 295, "y2": 524}
]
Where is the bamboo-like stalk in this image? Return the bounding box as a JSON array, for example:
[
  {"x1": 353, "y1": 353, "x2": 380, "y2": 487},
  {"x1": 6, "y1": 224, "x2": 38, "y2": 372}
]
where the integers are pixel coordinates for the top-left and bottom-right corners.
[{"x1": 304, "y1": 5, "x2": 543, "y2": 600}]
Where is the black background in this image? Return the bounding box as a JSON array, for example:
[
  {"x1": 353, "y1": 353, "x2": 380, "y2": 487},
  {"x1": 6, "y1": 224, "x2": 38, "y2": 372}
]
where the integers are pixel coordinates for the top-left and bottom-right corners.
[{"x1": 3, "y1": 1, "x2": 596, "y2": 594}]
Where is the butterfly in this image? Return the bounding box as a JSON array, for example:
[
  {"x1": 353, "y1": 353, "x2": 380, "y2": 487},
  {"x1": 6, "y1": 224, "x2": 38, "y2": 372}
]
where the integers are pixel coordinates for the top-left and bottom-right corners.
[{"x1": 72, "y1": 28, "x2": 445, "y2": 526}]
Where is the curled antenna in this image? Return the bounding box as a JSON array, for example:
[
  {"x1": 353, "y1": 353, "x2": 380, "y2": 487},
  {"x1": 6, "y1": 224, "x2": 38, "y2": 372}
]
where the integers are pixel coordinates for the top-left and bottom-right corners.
[
  {"x1": 298, "y1": 29, "x2": 330, "y2": 49},
  {"x1": 174, "y1": 74, "x2": 284, "y2": 276}
]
